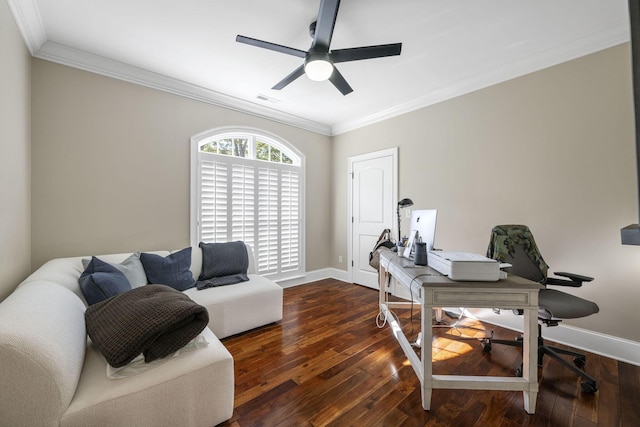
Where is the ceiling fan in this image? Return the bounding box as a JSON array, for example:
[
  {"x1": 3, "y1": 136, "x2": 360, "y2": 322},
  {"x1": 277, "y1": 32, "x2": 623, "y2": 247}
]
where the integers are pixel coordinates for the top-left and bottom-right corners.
[{"x1": 235, "y1": 0, "x2": 402, "y2": 95}]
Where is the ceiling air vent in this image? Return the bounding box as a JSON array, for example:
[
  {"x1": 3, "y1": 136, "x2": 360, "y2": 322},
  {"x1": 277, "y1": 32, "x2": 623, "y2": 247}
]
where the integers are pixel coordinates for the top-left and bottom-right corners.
[{"x1": 256, "y1": 94, "x2": 281, "y2": 104}]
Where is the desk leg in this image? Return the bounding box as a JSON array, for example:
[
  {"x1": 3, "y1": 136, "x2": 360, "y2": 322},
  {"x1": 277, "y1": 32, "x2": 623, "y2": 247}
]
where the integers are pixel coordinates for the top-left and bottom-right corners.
[
  {"x1": 421, "y1": 289, "x2": 433, "y2": 410},
  {"x1": 522, "y1": 296, "x2": 539, "y2": 414},
  {"x1": 378, "y1": 264, "x2": 387, "y2": 309}
]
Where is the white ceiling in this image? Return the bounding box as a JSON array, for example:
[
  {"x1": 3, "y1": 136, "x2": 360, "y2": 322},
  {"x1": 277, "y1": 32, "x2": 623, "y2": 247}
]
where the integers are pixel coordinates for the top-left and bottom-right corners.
[{"x1": 8, "y1": 0, "x2": 631, "y2": 135}]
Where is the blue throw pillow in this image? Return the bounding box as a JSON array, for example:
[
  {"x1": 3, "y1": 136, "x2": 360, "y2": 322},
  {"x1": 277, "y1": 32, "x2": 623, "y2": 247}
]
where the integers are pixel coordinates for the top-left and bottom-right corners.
[
  {"x1": 81, "y1": 253, "x2": 148, "y2": 288},
  {"x1": 140, "y1": 247, "x2": 195, "y2": 291},
  {"x1": 79, "y1": 257, "x2": 132, "y2": 305}
]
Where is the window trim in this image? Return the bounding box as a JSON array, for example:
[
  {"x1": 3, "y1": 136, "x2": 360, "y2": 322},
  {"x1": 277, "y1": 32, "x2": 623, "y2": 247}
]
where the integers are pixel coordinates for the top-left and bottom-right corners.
[{"x1": 190, "y1": 126, "x2": 306, "y2": 281}]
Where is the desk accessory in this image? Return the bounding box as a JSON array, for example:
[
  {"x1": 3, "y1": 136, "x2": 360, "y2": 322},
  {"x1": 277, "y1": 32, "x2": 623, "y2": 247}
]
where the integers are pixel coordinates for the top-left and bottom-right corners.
[{"x1": 414, "y1": 242, "x2": 428, "y2": 266}]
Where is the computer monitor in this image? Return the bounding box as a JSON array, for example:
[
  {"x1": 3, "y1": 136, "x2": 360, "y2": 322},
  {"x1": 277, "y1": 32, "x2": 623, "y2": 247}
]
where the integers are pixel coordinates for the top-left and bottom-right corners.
[{"x1": 404, "y1": 209, "x2": 437, "y2": 258}]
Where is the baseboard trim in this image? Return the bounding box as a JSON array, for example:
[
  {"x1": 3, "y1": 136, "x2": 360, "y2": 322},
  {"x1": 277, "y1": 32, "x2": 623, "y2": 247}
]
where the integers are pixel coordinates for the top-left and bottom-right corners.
[
  {"x1": 277, "y1": 270, "x2": 640, "y2": 367},
  {"x1": 459, "y1": 308, "x2": 640, "y2": 367},
  {"x1": 275, "y1": 268, "x2": 349, "y2": 288}
]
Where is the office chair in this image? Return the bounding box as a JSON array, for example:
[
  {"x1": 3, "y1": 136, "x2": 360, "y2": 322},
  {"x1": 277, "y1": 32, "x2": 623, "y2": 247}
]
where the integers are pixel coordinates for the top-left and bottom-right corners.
[{"x1": 481, "y1": 225, "x2": 600, "y2": 393}]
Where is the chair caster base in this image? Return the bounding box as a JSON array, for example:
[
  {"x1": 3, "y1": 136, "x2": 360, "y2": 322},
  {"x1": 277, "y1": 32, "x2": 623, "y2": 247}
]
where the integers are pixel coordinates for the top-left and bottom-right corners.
[
  {"x1": 581, "y1": 380, "x2": 598, "y2": 393},
  {"x1": 574, "y1": 356, "x2": 586, "y2": 369}
]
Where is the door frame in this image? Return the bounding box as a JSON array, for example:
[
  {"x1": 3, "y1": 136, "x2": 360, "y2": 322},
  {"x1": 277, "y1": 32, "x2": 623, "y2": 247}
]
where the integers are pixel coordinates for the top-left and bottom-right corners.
[{"x1": 347, "y1": 147, "x2": 398, "y2": 284}]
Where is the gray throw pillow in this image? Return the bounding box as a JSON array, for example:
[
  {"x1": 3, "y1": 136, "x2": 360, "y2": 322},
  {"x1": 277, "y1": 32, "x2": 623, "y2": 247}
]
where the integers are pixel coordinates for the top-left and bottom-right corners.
[
  {"x1": 196, "y1": 241, "x2": 249, "y2": 289},
  {"x1": 140, "y1": 247, "x2": 196, "y2": 291},
  {"x1": 82, "y1": 253, "x2": 148, "y2": 288},
  {"x1": 199, "y1": 241, "x2": 248, "y2": 280}
]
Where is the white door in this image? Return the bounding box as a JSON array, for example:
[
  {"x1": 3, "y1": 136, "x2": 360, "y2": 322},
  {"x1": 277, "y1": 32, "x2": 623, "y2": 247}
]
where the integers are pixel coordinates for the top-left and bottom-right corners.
[{"x1": 349, "y1": 148, "x2": 397, "y2": 289}]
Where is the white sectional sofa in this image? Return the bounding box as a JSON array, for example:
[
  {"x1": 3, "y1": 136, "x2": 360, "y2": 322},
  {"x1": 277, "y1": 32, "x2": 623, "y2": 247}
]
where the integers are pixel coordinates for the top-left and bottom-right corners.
[{"x1": 0, "y1": 244, "x2": 283, "y2": 427}]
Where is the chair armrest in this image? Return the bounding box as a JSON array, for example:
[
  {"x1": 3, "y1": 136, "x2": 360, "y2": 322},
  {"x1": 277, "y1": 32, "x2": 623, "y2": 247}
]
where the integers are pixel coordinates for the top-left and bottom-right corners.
[
  {"x1": 546, "y1": 271, "x2": 594, "y2": 287},
  {"x1": 555, "y1": 271, "x2": 593, "y2": 282}
]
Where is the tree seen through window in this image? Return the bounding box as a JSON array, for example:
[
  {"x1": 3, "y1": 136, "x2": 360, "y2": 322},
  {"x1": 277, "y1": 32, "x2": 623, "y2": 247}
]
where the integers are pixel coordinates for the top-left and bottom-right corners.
[{"x1": 202, "y1": 137, "x2": 294, "y2": 165}]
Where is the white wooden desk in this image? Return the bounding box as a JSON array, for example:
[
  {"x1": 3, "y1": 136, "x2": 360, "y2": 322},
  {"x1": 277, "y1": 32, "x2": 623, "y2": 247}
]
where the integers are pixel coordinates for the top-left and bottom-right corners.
[{"x1": 378, "y1": 249, "x2": 543, "y2": 414}]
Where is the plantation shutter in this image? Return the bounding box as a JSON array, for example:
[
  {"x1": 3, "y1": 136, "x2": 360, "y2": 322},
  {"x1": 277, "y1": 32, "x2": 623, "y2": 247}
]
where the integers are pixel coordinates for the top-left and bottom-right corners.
[
  {"x1": 280, "y1": 170, "x2": 300, "y2": 272},
  {"x1": 231, "y1": 163, "x2": 255, "y2": 249},
  {"x1": 195, "y1": 132, "x2": 304, "y2": 281},
  {"x1": 258, "y1": 167, "x2": 279, "y2": 275},
  {"x1": 199, "y1": 159, "x2": 228, "y2": 242}
]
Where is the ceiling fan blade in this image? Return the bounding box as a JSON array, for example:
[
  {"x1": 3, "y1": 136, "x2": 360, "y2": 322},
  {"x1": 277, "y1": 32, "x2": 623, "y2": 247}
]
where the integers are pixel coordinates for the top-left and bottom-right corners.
[
  {"x1": 329, "y1": 67, "x2": 353, "y2": 95},
  {"x1": 236, "y1": 35, "x2": 306, "y2": 58},
  {"x1": 312, "y1": 0, "x2": 340, "y2": 48},
  {"x1": 272, "y1": 65, "x2": 306, "y2": 90},
  {"x1": 331, "y1": 43, "x2": 402, "y2": 63}
]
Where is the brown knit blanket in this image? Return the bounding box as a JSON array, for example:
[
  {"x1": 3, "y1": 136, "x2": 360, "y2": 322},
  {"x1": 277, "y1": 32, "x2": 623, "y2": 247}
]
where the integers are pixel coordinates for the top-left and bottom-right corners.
[{"x1": 85, "y1": 285, "x2": 209, "y2": 368}]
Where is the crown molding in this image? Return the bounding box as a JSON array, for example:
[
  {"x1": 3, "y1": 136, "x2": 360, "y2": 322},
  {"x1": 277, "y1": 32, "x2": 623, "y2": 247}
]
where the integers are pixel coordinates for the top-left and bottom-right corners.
[
  {"x1": 331, "y1": 23, "x2": 630, "y2": 136},
  {"x1": 32, "y1": 41, "x2": 332, "y2": 136},
  {"x1": 8, "y1": 0, "x2": 330, "y2": 134},
  {"x1": 7, "y1": 0, "x2": 46, "y2": 55},
  {"x1": 7, "y1": 1, "x2": 330, "y2": 135}
]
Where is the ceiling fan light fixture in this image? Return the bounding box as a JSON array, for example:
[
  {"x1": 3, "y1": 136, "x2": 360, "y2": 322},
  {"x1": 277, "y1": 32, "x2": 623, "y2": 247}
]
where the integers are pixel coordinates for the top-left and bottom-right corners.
[
  {"x1": 304, "y1": 54, "x2": 333, "y2": 81},
  {"x1": 236, "y1": 0, "x2": 401, "y2": 94}
]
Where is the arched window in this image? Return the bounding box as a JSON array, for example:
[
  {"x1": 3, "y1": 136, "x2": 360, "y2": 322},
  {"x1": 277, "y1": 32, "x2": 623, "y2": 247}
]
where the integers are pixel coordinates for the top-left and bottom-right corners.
[{"x1": 191, "y1": 127, "x2": 305, "y2": 281}]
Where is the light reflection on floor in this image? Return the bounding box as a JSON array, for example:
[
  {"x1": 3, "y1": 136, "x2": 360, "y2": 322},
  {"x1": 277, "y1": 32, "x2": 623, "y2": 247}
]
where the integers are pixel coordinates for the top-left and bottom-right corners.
[{"x1": 403, "y1": 316, "x2": 492, "y2": 362}]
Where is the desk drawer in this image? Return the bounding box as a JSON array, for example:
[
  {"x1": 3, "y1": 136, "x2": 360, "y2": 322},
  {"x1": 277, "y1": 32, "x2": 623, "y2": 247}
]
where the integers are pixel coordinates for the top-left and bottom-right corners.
[{"x1": 429, "y1": 290, "x2": 535, "y2": 308}]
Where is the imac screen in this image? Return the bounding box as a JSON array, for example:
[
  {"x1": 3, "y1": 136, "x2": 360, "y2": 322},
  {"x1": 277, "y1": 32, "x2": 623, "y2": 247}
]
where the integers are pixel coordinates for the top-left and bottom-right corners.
[{"x1": 407, "y1": 209, "x2": 437, "y2": 252}]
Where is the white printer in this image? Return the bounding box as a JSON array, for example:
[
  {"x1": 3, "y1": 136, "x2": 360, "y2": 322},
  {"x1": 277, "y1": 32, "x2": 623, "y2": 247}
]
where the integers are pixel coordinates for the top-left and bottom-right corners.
[{"x1": 428, "y1": 251, "x2": 502, "y2": 281}]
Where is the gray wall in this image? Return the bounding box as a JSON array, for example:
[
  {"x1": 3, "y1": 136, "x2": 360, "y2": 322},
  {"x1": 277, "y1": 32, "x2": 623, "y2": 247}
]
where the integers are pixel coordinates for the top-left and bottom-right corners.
[
  {"x1": 0, "y1": 1, "x2": 31, "y2": 301},
  {"x1": 333, "y1": 44, "x2": 640, "y2": 342},
  {"x1": 31, "y1": 59, "x2": 332, "y2": 271}
]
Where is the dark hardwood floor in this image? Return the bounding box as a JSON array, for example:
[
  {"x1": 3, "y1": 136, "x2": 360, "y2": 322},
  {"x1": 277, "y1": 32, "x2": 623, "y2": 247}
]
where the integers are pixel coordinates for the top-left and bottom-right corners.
[{"x1": 219, "y1": 279, "x2": 640, "y2": 427}]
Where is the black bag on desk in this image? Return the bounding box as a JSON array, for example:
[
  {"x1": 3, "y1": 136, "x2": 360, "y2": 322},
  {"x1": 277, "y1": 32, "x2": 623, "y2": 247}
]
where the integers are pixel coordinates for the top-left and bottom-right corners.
[{"x1": 369, "y1": 229, "x2": 394, "y2": 271}]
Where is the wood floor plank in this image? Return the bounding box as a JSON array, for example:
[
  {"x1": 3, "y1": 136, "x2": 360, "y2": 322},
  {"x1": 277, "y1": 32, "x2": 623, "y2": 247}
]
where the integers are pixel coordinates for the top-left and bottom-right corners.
[
  {"x1": 596, "y1": 376, "x2": 620, "y2": 427},
  {"x1": 328, "y1": 363, "x2": 418, "y2": 425},
  {"x1": 218, "y1": 280, "x2": 640, "y2": 427},
  {"x1": 618, "y1": 361, "x2": 640, "y2": 427}
]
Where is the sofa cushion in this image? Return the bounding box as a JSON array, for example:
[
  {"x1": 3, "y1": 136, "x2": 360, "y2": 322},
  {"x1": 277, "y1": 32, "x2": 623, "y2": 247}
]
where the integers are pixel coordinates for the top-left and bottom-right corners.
[
  {"x1": 82, "y1": 253, "x2": 147, "y2": 288},
  {"x1": 185, "y1": 274, "x2": 283, "y2": 339},
  {"x1": 60, "y1": 327, "x2": 234, "y2": 427},
  {"x1": 140, "y1": 247, "x2": 195, "y2": 291},
  {"x1": 79, "y1": 257, "x2": 132, "y2": 305}
]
